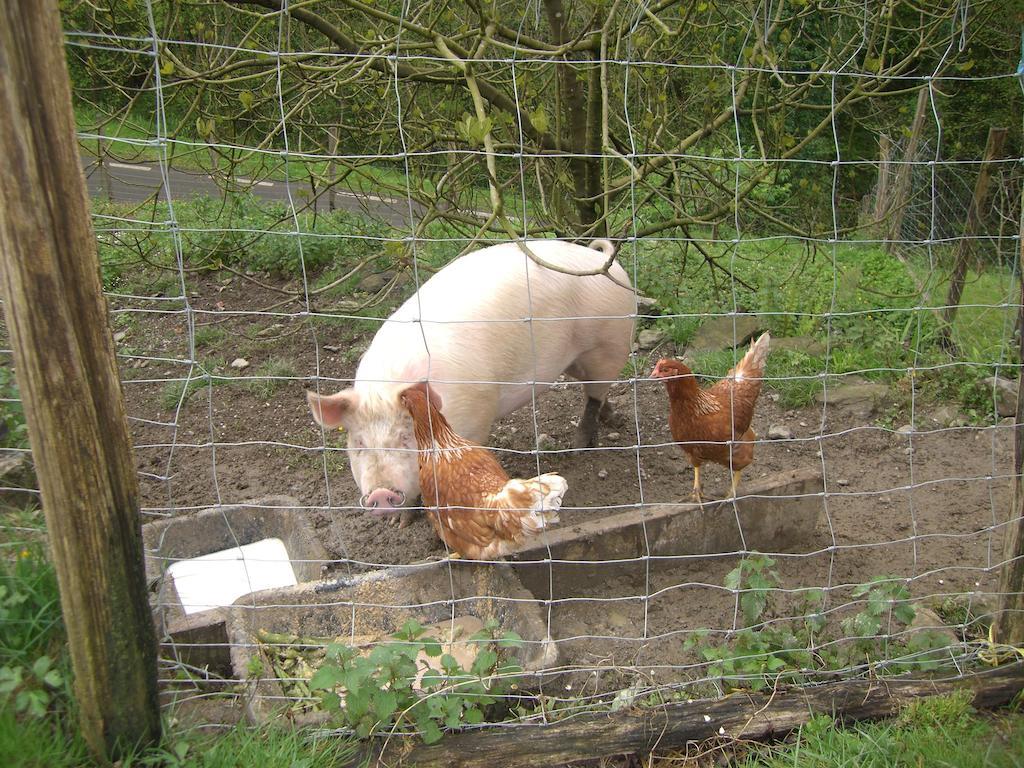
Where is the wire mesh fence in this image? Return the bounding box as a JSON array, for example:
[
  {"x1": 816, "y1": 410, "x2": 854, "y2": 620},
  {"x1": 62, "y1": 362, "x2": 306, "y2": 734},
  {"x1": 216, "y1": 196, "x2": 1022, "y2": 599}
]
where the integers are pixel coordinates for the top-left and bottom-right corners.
[{"x1": 2, "y1": 0, "x2": 1023, "y2": 747}]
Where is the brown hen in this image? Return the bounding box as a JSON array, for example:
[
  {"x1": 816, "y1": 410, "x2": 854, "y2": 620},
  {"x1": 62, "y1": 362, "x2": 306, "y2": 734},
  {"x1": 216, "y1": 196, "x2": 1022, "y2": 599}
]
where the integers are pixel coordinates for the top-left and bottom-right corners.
[
  {"x1": 399, "y1": 382, "x2": 566, "y2": 559},
  {"x1": 652, "y1": 331, "x2": 771, "y2": 500}
]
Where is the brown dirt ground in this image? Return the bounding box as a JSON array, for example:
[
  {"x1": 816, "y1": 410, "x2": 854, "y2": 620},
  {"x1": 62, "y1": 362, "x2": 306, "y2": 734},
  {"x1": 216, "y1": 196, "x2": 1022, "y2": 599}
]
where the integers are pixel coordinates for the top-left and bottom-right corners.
[{"x1": 115, "y1": 272, "x2": 1012, "y2": 691}]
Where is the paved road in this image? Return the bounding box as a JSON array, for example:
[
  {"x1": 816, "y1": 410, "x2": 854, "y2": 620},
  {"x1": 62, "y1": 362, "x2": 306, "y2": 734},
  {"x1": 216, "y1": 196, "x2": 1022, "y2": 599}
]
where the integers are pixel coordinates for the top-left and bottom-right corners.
[{"x1": 80, "y1": 156, "x2": 420, "y2": 227}]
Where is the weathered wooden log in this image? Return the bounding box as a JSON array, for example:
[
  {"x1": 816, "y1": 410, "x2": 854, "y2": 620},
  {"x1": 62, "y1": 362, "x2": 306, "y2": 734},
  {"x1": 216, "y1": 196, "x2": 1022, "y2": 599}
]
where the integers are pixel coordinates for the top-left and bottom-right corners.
[
  {"x1": 0, "y1": 0, "x2": 160, "y2": 758},
  {"x1": 386, "y1": 664, "x2": 1024, "y2": 767}
]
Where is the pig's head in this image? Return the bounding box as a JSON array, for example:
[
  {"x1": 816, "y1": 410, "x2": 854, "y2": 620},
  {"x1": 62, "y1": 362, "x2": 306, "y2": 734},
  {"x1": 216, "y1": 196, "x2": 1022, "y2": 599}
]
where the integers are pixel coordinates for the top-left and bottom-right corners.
[{"x1": 307, "y1": 387, "x2": 420, "y2": 518}]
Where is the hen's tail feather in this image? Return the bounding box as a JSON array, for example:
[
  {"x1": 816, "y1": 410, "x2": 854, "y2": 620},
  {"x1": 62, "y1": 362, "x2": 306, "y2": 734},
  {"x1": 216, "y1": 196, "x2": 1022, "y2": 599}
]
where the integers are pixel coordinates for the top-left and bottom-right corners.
[
  {"x1": 502, "y1": 472, "x2": 567, "y2": 531},
  {"x1": 736, "y1": 331, "x2": 771, "y2": 378}
]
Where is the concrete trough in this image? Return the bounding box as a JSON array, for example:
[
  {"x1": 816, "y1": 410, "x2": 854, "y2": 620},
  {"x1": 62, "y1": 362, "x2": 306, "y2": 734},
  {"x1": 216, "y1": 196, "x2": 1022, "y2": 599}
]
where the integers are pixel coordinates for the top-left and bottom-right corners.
[
  {"x1": 226, "y1": 561, "x2": 555, "y2": 725},
  {"x1": 142, "y1": 496, "x2": 329, "y2": 673},
  {"x1": 509, "y1": 466, "x2": 824, "y2": 599}
]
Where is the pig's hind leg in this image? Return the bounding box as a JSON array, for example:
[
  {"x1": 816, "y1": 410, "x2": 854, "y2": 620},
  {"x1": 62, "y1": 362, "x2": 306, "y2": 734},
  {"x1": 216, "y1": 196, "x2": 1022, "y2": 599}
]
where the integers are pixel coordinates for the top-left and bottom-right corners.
[{"x1": 567, "y1": 348, "x2": 624, "y2": 449}]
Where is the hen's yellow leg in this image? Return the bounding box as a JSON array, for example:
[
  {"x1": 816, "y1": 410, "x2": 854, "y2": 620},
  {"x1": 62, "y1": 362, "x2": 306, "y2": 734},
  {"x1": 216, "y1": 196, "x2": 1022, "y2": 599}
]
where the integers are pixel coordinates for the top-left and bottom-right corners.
[
  {"x1": 691, "y1": 465, "x2": 703, "y2": 502},
  {"x1": 730, "y1": 470, "x2": 742, "y2": 499}
]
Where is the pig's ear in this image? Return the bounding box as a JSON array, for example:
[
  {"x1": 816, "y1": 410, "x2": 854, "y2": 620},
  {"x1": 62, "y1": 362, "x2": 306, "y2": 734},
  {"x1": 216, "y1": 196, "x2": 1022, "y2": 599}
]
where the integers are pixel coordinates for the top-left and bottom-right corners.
[
  {"x1": 400, "y1": 381, "x2": 442, "y2": 412},
  {"x1": 307, "y1": 390, "x2": 358, "y2": 429}
]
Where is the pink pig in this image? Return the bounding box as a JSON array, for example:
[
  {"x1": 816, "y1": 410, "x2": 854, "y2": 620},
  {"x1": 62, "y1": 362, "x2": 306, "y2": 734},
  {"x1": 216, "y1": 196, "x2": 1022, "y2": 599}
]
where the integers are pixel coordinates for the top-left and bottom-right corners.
[{"x1": 307, "y1": 239, "x2": 635, "y2": 523}]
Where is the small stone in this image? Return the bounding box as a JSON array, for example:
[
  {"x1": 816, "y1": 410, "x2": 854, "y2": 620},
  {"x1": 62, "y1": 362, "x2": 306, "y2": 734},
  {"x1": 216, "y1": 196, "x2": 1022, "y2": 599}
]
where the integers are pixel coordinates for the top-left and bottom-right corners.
[
  {"x1": 983, "y1": 376, "x2": 1017, "y2": 418},
  {"x1": 768, "y1": 392, "x2": 780, "y2": 402},
  {"x1": 837, "y1": 478, "x2": 850, "y2": 487},
  {"x1": 537, "y1": 433, "x2": 552, "y2": 449},
  {"x1": 896, "y1": 424, "x2": 914, "y2": 435},
  {"x1": 256, "y1": 323, "x2": 284, "y2": 338},
  {"x1": 637, "y1": 328, "x2": 667, "y2": 350},
  {"x1": 597, "y1": 468, "x2": 609, "y2": 480},
  {"x1": 909, "y1": 606, "x2": 958, "y2": 644},
  {"x1": 0, "y1": 452, "x2": 30, "y2": 485},
  {"x1": 323, "y1": 344, "x2": 341, "y2": 353},
  {"x1": 767, "y1": 424, "x2": 792, "y2": 440},
  {"x1": 799, "y1": 421, "x2": 809, "y2": 428},
  {"x1": 230, "y1": 357, "x2": 250, "y2": 370},
  {"x1": 357, "y1": 271, "x2": 395, "y2": 293},
  {"x1": 606, "y1": 432, "x2": 621, "y2": 440},
  {"x1": 904, "y1": 447, "x2": 912, "y2": 455},
  {"x1": 113, "y1": 331, "x2": 127, "y2": 343},
  {"x1": 772, "y1": 336, "x2": 827, "y2": 357},
  {"x1": 950, "y1": 416, "x2": 969, "y2": 428},
  {"x1": 815, "y1": 382, "x2": 889, "y2": 408},
  {"x1": 636, "y1": 295, "x2": 660, "y2": 315},
  {"x1": 931, "y1": 405, "x2": 959, "y2": 426},
  {"x1": 689, "y1": 315, "x2": 762, "y2": 352}
]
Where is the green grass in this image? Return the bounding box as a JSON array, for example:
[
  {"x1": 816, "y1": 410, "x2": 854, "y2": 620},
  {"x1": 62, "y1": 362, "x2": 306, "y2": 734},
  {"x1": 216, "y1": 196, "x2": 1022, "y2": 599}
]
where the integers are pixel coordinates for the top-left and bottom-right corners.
[
  {"x1": 0, "y1": 699, "x2": 359, "y2": 768},
  {"x1": 193, "y1": 326, "x2": 227, "y2": 350},
  {"x1": 632, "y1": 236, "x2": 1016, "y2": 413},
  {"x1": 735, "y1": 691, "x2": 1024, "y2": 768},
  {"x1": 115, "y1": 724, "x2": 359, "y2": 768},
  {"x1": 158, "y1": 366, "x2": 231, "y2": 411},
  {"x1": 246, "y1": 357, "x2": 297, "y2": 399}
]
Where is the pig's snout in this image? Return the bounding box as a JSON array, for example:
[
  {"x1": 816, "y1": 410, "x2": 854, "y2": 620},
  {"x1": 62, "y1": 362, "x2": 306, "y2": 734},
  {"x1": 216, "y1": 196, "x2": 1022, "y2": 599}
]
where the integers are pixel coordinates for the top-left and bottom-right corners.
[{"x1": 361, "y1": 488, "x2": 407, "y2": 516}]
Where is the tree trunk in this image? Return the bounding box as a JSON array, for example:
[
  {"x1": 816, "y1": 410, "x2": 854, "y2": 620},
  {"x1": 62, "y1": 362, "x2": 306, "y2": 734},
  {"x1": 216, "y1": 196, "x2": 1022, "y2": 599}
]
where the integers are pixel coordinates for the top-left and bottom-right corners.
[
  {"x1": 327, "y1": 125, "x2": 338, "y2": 212},
  {"x1": 545, "y1": 0, "x2": 602, "y2": 232},
  {"x1": 885, "y1": 88, "x2": 930, "y2": 252},
  {"x1": 0, "y1": 0, "x2": 160, "y2": 759},
  {"x1": 873, "y1": 133, "x2": 892, "y2": 229},
  {"x1": 939, "y1": 126, "x2": 1008, "y2": 349}
]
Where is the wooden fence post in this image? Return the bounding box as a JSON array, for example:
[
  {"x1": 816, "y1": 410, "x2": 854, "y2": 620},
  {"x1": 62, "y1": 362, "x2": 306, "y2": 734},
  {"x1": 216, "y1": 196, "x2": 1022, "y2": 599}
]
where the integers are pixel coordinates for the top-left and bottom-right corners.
[
  {"x1": 995, "y1": 200, "x2": 1024, "y2": 646},
  {"x1": 885, "y1": 88, "x2": 930, "y2": 253},
  {"x1": 873, "y1": 133, "x2": 892, "y2": 229},
  {"x1": 0, "y1": 0, "x2": 160, "y2": 759},
  {"x1": 939, "y1": 126, "x2": 1008, "y2": 349}
]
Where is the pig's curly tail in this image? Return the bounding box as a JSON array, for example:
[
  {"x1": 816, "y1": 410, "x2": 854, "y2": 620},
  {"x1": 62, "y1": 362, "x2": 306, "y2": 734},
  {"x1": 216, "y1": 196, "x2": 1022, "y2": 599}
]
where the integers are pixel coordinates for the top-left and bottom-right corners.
[{"x1": 588, "y1": 239, "x2": 616, "y2": 259}]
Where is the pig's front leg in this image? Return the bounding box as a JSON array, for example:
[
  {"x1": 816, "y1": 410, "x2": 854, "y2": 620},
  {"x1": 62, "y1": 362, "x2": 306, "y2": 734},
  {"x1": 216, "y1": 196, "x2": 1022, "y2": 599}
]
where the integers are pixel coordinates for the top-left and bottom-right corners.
[{"x1": 393, "y1": 508, "x2": 418, "y2": 529}]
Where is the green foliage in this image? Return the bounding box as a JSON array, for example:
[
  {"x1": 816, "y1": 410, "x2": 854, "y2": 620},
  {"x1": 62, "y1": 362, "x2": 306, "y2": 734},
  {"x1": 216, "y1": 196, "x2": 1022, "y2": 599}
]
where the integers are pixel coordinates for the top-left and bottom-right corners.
[
  {"x1": 0, "y1": 656, "x2": 63, "y2": 719},
  {"x1": 724, "y1": 554, "x2": 781, "y2": 627},
  {"x1": 0, "y1": 538, "x2": 63, "y2": 667},
  {"x1": 0, "y1": 368, "x2": 28, "y2": 451},
  {"x1": 685, "y1": 555, "x2": 823, "y2": 692},
  {"x1": 686, "y1": 560, "x2": 952, "y2": 692},
  {"x1": 0, "y1": 514, "x2": 73, "y2": 740},
  {"x1": 841, "y1": 577, "x2": 915, "y2": 650},
  {"x1": 310, "y1": 618, "x2": 522, "y2": 744}
]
